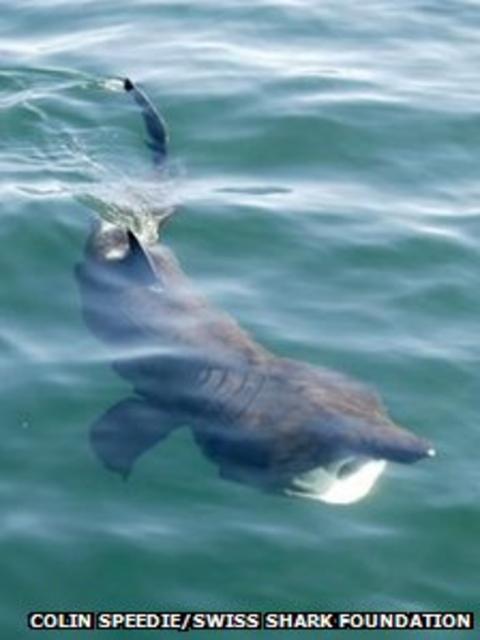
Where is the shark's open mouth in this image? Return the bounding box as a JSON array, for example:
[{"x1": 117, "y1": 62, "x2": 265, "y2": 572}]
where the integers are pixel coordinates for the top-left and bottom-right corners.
[{"x1": 286, "y1": 458, "x2": 387, "y2": 505}]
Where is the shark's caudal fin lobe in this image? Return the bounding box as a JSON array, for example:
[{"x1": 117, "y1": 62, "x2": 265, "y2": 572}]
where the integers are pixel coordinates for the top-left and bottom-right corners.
[
  {"x1": 123, "y1": 77, "x2": 168, "y2": 168},
  {"x1": 90, "y1": 396, "x2": 179, "y2": 478}
]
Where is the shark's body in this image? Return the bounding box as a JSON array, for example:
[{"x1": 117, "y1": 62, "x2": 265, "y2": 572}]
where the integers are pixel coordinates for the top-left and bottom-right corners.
[{"x1": 76, "y1": 79, "x2": 434, "y2": 503}]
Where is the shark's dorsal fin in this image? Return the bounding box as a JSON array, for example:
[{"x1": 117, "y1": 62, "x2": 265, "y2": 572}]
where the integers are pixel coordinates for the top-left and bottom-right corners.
[{"x1": 120, "y1": 230, "x2": 157, "y2": 286}]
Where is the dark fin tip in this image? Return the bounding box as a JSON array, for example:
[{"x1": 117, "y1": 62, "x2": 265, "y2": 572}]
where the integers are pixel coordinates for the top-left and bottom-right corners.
[
  {"x1": 124, "y1": 230, "x2": 157, "y2": 285},
  {"x1": 124, "y1": 78, "x2": 134, "y2": 92},
  {"x1": 127, "y1": 229, "x2": 143, "y2": 252}
]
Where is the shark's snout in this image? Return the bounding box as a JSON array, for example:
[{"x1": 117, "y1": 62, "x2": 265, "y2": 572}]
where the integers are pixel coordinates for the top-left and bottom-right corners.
[{"x1": 355, "y1": 422, "x2": 435, "y2": 464}]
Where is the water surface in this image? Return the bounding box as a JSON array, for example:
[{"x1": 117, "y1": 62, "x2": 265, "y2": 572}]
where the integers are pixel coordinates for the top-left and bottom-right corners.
[{"x1": 1, "y1": 1, "x2": 479, "y2": 638}]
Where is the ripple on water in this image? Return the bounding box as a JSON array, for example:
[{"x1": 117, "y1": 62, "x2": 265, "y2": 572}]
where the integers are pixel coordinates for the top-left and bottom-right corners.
[{"x1": 0, "y1": 0, "x2": 478, "y2": 621}]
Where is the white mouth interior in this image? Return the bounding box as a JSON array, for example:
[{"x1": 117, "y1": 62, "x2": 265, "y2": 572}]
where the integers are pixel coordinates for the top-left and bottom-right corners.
[{"x1": 286, "y1": 458, "x2": 387, "y2": 505}]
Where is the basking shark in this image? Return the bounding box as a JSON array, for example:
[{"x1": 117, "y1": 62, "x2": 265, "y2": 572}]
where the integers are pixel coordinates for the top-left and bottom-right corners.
[{"x1": 76, "y1": 79, "x2": 435, "y2": 504}]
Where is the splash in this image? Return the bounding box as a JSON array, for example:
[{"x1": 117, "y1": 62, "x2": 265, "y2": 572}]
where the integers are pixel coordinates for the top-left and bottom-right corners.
[
  {"x1": 65, "y1": 122, "x2": 178, "y2": 244},
  {"x1": 77, "y1": 176, "x2": 177, "y2": 244}
]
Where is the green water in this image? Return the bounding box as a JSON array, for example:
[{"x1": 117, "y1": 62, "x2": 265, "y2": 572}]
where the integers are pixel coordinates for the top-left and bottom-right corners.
[{"x1": 1, "y1": 1, "x2": 479, "y2": 638}]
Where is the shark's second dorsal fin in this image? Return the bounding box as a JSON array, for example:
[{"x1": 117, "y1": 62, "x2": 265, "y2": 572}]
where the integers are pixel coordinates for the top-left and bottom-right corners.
[{"x1": 120, "y1": 230, "x2": 157, "y2": 286}]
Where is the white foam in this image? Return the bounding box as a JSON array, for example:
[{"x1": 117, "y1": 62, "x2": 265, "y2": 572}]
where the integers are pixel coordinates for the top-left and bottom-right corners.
[{"x1": 103, "y1": 78, "x2": 125, "y2": 92}]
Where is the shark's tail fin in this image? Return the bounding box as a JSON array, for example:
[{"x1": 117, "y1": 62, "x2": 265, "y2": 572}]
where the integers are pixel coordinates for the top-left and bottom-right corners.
[
  {"x1": 124, "y1": 78, "x2": 168, "y2": 170},
  {"x1": 123, "y1": 78, "x2": 175, "y2": 239}
]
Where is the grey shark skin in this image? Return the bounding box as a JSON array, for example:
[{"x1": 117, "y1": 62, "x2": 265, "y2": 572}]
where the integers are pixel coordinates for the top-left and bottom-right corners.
[{"x1": 76, "y1": 79, "x2": 434, "y2": 502}]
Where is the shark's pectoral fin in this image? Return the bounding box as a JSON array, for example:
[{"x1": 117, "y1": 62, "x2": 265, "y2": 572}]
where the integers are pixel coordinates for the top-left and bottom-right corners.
[{"x1": 90, "y1": 396, "x2": 179, "y2": 478}]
